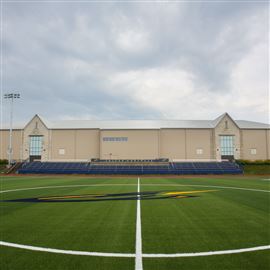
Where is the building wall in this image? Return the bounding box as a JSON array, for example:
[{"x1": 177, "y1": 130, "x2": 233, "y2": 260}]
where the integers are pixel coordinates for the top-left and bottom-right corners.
[
  {"x1": 241, "y1": 130, "x2": 268, "y2": 160},
  {"x1": 1, "y1": 114, "x2": 269, "y2": 162},
  {"x1": 186, "y1": 129, "x2": 212, "y2": 159},
  {"x1": 75, "y1": 130, "x2": 100, "y2": 160},
  {"x1": 100, "y1": 130, "x2": 159, "y2": 159},
  {"x1": 51, "y1": 130, "x2": 76, "y2": 159},
  {"x1": 267, "y1": 130, "x2": 270, "y2": 159},
  {"x1": 24, "y1": 128, "x2": 101, "y2": 161},
  {"x1": 160, "y1": 129, "x2": 186, "y2": 159},
  {"x1": 0, "y1": 130, "x2": 23, "y2": 160},
  {"x1": 160, "y1": 129, "x2": 212, "y2": 160}
]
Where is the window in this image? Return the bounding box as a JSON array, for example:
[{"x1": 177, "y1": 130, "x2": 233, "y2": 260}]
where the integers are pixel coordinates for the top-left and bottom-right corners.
[
  {"x1": 59, "y1": 149, "x2": 65, "y2": 155},
  {"x1": 196, "y1": 148, "x2": 203, "y2": 155},
  {"x1": 103, "y1": 137, "x2": 128, "y2": 142},
  {"x1": 29, "y1": 136, "x2": 43, "y2": 156},
  {"x1": 250, "y1": 149, "x2": 257, "y2": 155},
  {"x1": 220, "y1": 135, "x2": 234, "y2": 156}
]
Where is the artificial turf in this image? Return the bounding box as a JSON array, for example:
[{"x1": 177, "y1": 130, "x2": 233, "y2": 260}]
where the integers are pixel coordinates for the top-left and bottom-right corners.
[{"x1": 0, "y1": 175, "x2": 269, "y2": 270}]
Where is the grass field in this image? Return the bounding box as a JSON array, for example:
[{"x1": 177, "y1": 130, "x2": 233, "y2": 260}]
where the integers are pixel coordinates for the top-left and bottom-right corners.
[{"x1": 0, "y1": 175, "x2": 269, "y2": 270}]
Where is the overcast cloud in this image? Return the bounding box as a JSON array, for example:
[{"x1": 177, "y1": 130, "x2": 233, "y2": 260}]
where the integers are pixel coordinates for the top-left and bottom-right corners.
[{"x1": 1, "y1": 1, "x2": 269, "y2": 126}]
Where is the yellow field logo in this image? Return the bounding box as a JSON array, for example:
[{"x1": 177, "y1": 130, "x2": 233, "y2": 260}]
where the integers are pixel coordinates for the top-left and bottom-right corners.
[{"x1": 4, "y1": 190, "x2": 217, "y2": 203}]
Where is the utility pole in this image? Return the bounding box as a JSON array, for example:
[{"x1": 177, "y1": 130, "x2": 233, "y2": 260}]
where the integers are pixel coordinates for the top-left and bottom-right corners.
[{"x1": 4, "y1": 93, "x2": 20, "y2": 167}]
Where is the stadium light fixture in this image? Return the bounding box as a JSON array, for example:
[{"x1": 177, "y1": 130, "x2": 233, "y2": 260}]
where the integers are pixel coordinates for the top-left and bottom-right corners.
[{"x1": 4, "y1": 93, "x2": 21, "y2": 167}]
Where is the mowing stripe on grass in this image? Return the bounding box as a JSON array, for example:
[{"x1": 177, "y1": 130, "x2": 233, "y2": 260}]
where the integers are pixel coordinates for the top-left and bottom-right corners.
[{"x1": 135, "y1": 177, "x2": 143, "y2": 270}]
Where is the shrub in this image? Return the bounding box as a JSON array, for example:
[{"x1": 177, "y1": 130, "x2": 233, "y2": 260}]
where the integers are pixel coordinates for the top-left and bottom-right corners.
[
  {"x1": 235, "y1": 159, "x2": 270, "y2": 165},
  {"x1": 0, "y1": 159, "x2": 8, "y2": 165}
]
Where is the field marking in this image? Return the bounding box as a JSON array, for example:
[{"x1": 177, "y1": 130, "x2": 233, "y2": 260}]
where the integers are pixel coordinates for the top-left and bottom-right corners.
[
  {"x1": 0, "y1": 184, "x2": 136, "y2": 194},
  {"x1": 165, "y1": 190, "x2": 217, "y2": 195},
  {"x1": 0, "y1": 241, "x2": 135, "y2": 257},
  {"x1": 143, "y1": 245, "x2": 270, "y2": 257},
  {"x1": 1, "y1": 183, "x2": 270, "y2": 258},
  {"x1": 1, "y1": 241, "x2": 269, "y2": 258},
  {"x1": 141, "y1": 184, "x2": 270, "y2": 193},
  {"x1": 135, "y1": 178, "x2": 143, "y2": 270}
]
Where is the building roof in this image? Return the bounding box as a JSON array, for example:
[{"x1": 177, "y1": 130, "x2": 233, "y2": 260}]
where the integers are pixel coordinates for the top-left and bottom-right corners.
[
  {"x1": 47, "y1": 119, "x2": 270, "y2": 130},
  {"x1": 234, "y1": 120, "x2": 270, "y2": 129},
  {"x1": 47, "y1": 119, "x2": 213, "y2": 129},
  {"x1": 2, "y1": 113, "x2": 270, "y2": 130}
]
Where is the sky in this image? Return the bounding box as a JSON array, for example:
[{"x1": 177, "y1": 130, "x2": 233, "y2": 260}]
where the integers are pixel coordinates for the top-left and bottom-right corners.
[{"x1": 1, "y1": 0, "x2": 269, "y2": 126}]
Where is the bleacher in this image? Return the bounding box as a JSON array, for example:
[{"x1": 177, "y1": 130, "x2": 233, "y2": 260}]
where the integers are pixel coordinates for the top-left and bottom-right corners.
[{"x1": 18, "y1": 161, "x2": 243, "y2": 175}]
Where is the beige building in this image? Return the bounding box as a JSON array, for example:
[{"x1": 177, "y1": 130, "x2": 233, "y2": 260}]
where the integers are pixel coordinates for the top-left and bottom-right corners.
[{"x1": 0, "y1": 113, "x2": 269, "y2": 162}]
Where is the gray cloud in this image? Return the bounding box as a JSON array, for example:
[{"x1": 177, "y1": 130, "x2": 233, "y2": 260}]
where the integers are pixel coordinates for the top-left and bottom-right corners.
[{"x1": 1, "y1": 1, "x2": 269, "y2": 126}]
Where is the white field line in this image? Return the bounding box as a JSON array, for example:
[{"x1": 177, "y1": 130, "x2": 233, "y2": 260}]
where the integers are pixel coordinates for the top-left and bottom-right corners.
[
  {"x1": 1, "y1": 241, "x2": 269, "y2": 258},
  {"x1": 0, "y1": 241, "x2": 134, "y2": 257},
  {"x1": 143, "y1": 245, "x2": 270, "y2": 258},
  {"x1": 0, "y1": 184, "x2": 137, "y2": 194},
  {"x1": 135, "y1": 177, "x2": 143, "y2": 270},
  {"x1": 1, "y1": 183, "x2": 269, "y2": 195}
]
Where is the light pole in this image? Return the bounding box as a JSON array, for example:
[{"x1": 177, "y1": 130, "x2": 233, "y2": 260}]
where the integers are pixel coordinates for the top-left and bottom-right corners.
[{"x1": 4, "y1": 93, "x2": 20, "y2": 167}]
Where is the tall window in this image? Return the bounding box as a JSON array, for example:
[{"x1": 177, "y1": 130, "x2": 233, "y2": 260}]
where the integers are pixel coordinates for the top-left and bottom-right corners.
[
  {"x1": 220, "y1": 135, "x2": 234, "y2": 156},
  {"x1": 29, "y1": 136, "x2": 43, "y2": 156}
]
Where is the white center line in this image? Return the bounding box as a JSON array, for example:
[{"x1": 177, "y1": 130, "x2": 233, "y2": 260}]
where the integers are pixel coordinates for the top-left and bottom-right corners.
[{"x1": 135, "y1": 177, "x2": 143, "y2": 270}]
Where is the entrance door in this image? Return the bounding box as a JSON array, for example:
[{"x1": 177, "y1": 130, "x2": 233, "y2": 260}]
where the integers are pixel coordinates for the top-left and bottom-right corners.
[
  {"x1": 29, "y1": 136, "x2": 43, "y2": 161},
  {"x1": 219, "y1": 135, "x2": 234, "y2": 160},
  {"x1": 29, "y1": 155, "x2": 41, "y2": 162}
]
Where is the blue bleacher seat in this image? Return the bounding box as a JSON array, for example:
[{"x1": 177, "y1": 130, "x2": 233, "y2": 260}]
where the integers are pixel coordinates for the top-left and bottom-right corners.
[{"x1": 18, "y1": 161, "x2": 243, "y2": 175}]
